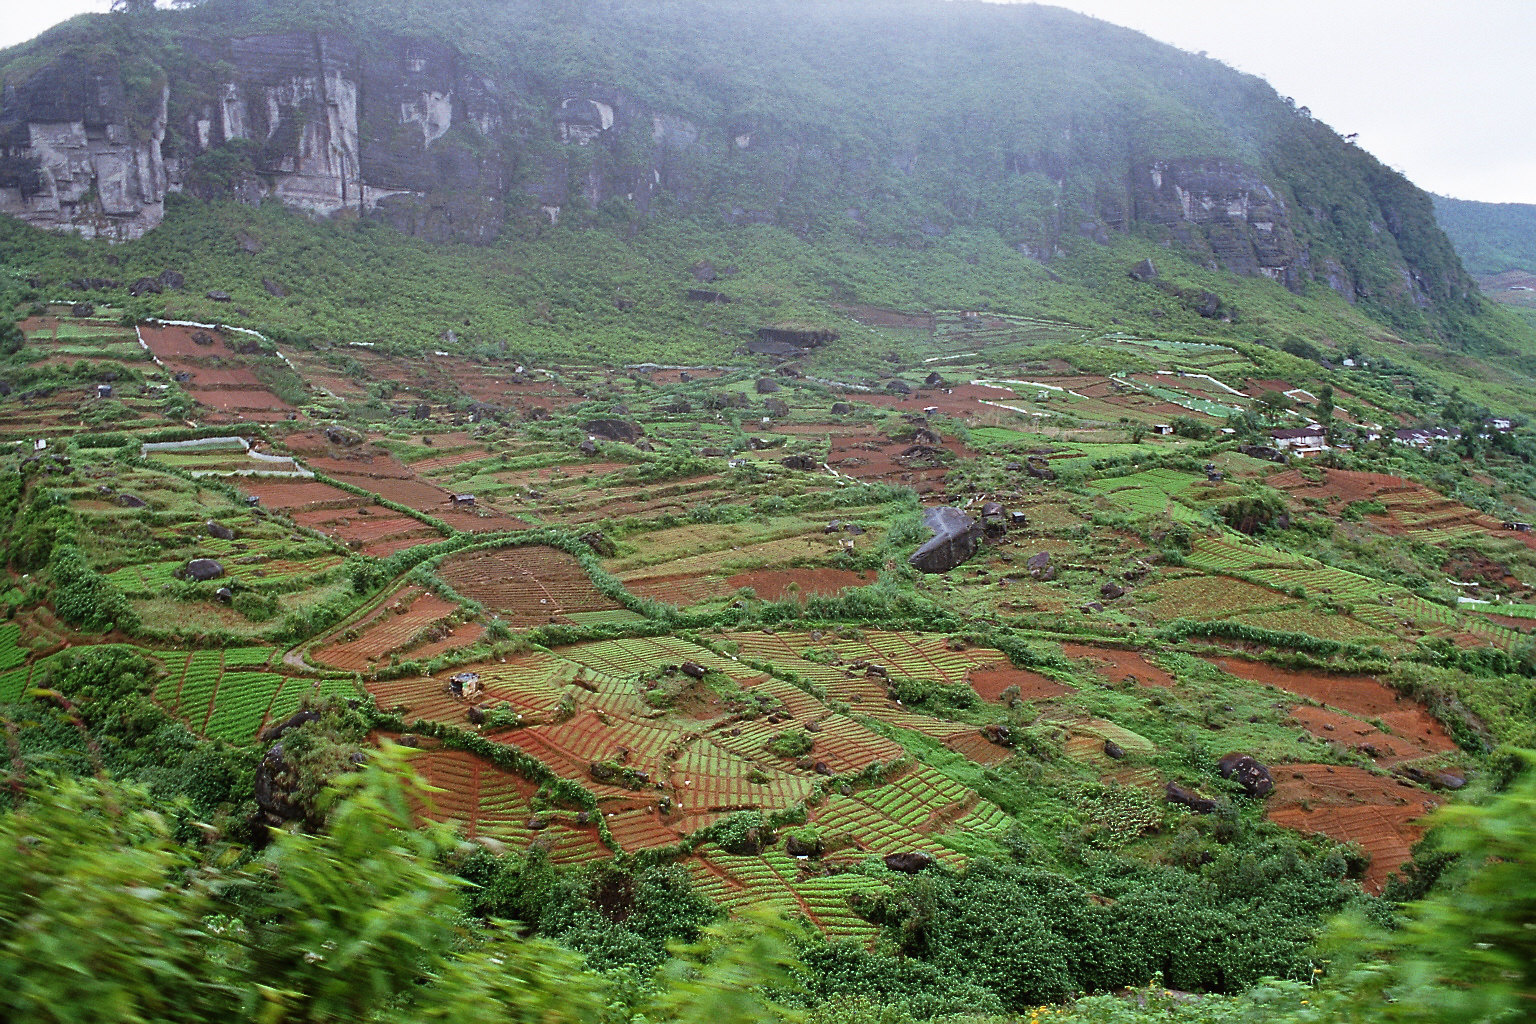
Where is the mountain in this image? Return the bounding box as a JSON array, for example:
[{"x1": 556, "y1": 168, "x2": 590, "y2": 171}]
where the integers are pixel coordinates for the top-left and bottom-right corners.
[
  {"x1": 0, "y1": 0, "x2": 1484, "y2": 338},
  {"x1": 1434, "y1": 195, "x2": 1536, "y2": 277}
]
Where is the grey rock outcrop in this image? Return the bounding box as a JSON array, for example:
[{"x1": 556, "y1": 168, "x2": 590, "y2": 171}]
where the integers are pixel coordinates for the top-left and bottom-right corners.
[{"x1": 909, "y1": 507, "x2": 981, "y2": 574}]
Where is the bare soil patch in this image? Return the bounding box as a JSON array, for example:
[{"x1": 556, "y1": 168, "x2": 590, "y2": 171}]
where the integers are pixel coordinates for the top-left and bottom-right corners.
[{"x1": 1267, "y1": 763, "x2": 1440, "y2": 892}]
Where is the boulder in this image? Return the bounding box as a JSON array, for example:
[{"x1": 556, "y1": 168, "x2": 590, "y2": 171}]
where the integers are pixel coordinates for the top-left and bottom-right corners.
[
  {"x1": 1104, "y1": 740, "x2": 1126, "y2": 759},
  {"x1": 579, "y1": 530, "x2": 616, "y2": 557},
  {"x1": 909, "y1": 507, "x2": 981, "y2": 574},
  {"x1": 185, "y1": 558, "x2": 225, "y2": 582},
  {"x1": 1129, "y1": 258, "x2": 1159, "y2": 282},
  {"x1": 1165, "y1": 782, "x2": 1218, "y2": 814},
  {"x1": 157, "y1": 269, "x2": 184, "y2": 291},
  {"x1": 1217, "y1": 752, "x2": 1275, "y2": 798},
  {"x1": 128, "y1": 276, "x2": 162, "y2": 297},
  {"x1": 830, "y1": 402, "x2": 853, "y2": 414},
  {"x1": 206, "y1": 520, "x2": 235, "y2": 540},
  {"x1": 581, "y1": 418, "x2": 644, "y2": 443},
  {"x1": 781, "y1": 454, "x2": 818, "y2": 471},
  {"x1": 784, "y1": 832, "x2": 823, "y2": 858},
  {"x1": 680, "y1": 661, "x2": 707, "y2": 680},
  {"x1": 215, "y1": 586, "x2": 234, "y2": 604},
  {"x1": 468, "y1": 705, "x2": 486, "y2": 726},
  {"x1": 755, "y1": 377, "x2": 781, "y2": 394},
  {"x1": 764, "y1": 397, "x2": 790, "y2": 417},
  {"x1": 262, "y1": 277, "x2": 287, "y2": 297},
  {"x1": 883, "y1": 851, "x2": 935, "y2": 873},
  {"x1": 578, "y1": 439, "x2": 599, "y2": 456},
  {"x1": 886, "y1": 380, "x2": 912, "y2": 396},
  {"x1": 115, "y1": 493, "x2": 147, "y2": 508},
  {"x1": 207, "y1": 290, "x2": 232, "y2": 302},
  {"x1": 1100, "y1": 581, "x2": 1126, "y2": 599}
]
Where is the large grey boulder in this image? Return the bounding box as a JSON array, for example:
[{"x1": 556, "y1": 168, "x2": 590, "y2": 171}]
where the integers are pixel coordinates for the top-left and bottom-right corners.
[{"x1": 909, "y1": 507, "x2": 981, "y2": 574}]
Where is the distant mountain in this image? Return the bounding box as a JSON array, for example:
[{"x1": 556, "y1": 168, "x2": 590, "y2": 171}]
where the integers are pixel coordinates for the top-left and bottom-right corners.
[
  {"x1": 0, "y1": 0, "x2": 1479, "y2": 333},
  {"x1": 1434, "y1": 195, "x2": 1536, "y2": 277}
]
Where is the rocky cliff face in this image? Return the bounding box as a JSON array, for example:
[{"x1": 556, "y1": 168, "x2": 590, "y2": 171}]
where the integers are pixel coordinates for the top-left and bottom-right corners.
[
  {"x1": 0, "y1": 60, "x2": 169, "y2": 241},
  {"x1": 0, "y1": 12, "x2": 1475, "y2": 317}
]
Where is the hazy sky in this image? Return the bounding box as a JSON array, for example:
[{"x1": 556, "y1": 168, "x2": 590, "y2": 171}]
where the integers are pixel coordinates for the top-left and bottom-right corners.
[{"x1": 3, "y1": 0, "x2": 1532, "y2": 203}]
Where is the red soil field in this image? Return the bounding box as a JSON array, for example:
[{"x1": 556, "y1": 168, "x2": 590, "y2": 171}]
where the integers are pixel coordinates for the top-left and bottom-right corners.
[
  {"x1": 1267, "y1": 763, "x2": 1440, "y2": 892},
  {"x1": 1285, "y1": 705, "x2": 1442, "y2": 765},
  {"x1": 313, "y1": 585, "x2": 462, "y2": 670},
  {"x1": 1062, "y1": 643, "x2": 1177, "y2": 688},
  {"x1": 238, "y1": 478, "x2": 363, "y2": 510},
  {"x1": 138, "y1": 323, "x2": 232, "y2": 359},
  {"x1": 437, "y1": 546, "x2": 622, "y2": 625},
  {"x1": 965, "y1": 661, "x2": 1070, "y2": 701},
  {"x1": 944, "y1": 730, "x2": 1015, "y2": 763},
  {"x1": 180, "y1": 366, "x2": 263, "y2": 388},
  {"x1": 722, "y1": 568, "x2": 874, "y2": 602},
  {"x1": 1203, "y1": 657, "x2": 1456, "y2": 755}
]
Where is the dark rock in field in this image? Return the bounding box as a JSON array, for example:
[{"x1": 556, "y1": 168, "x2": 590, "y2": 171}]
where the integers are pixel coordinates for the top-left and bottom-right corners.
[
  {"x1": 804, "y1": 720, "x2": 822, "y2": 733},
  {"x1": 764, "y1": 397, "x2": 790, "y2": 418},
  {"x1": 206, "y1": 520, "x2": 235, "y2": 540},
  {"x1": 924, "y1": 371, "x2": 948, "y2": 387},
  {"x1": 207, "y1": 290, "x2": 232, "y2": 302},
  {"x1": 71, "y1": 302, "x2": 95, "y2": 317},
  {"x1": 1165, "y1": 782, "x2": 1218, "y2": 814},
  {"x1": 831, "y1": 402, "x2": 853, "y2": 414},
  {"x1": 784, "y1": 832, "x2": 823, "y2": 857},
  {"x1": 865, "y1": 664, "x2": 888, "y2": 679},
  {"x1": 813, "y1": 760, "x2": 834, "y2": 776},
  {"x1": 524, "y1": 406, "x2": 550, "y2": 422},
  {"x1": 1218, "y1": 752, "x2": 1275, "y2": 797},
  {"x1": 232, "y1": 337, "x2": 261, "y2": 355},
  {"x1": 781, "y1": 454, "x2": 818, "y2": 471},
  {"x1": 912, "y1": 427, "x2": 943, "y2": 447},
  {"x1": 1080, "y1": 601, "x2": 1104, "y2": 614},
  {"x1": 700, "y1": 446, "x2": 727, "y2": 457},
  {"x1": 128, "y1": 276, "x2": 162, "y2": 297},
  {"x1": 185, "y1": 558, "x2": 225, "y2": 582},
  {"x1": 468, "y1": 705, "x2": 485, "y2": 726},
  {"x1": 172, "y1": 371, "x2": 193, "y2": 383},
  {"x1": 686, "y1": 288, "x2": 731, "y2": 303},
  {"x1": 1100, "y1": 581, "x2": 1126, "y2": 599},
  {"x1": 1104, "y1": 740, "x2": 1126, "y2": 759},
  {"x1": 664, "y1": 399, "x2": 692, "y2": 414},
  {"x1": 748, "y1": 436, "x2": 783, "y2": 450},
  {"x1": 581, "y1": 418, "x2": 644, "y2": 443},
  {"x1": 260, "y1": 708, "x2": 323, "y2": 745},
  {"x1": 527, "y1": 817, "x2": 548, "y2": 830},
  {"x1": 191, "y1": 330, "x2": 216, "y2": 346},
  {"x1": 982, "y1": 723, "x2": 1011, "y2": 746},
  {"x1": 886, "y1": 379, "x2": 912, "y2": 395},
  {"x1": 680, "y1": 661, "x2": 707, "y2": 680},
  {"x1": 1238, "y1": 444, "x2": 1288, "y2": 465},
  {"x1": 1026, "y1": 551, "x2": 1051, "y2": 575},
  {"x1": 262, "y1": 277, "x2": 287, "y2": 297},
  {"x1": 678, "y1": 370, "x2": 692, "y2": 382},
  {"x1": 157, "y1": 269, "x2": 184, "y2": 290},
  {"x1": 1129, "y1": 258, "x2": 1159, "y2": 282},
  {"x1": 1026, "y1": 458, "x2": 1056, "y2": 481},
  {"x1": 884, "y1": 851, "x2": 935, "y2": 873},
  {"x1": 755, "y1": 377, "x2": 781, "y2": 394},
  {"x1": 578, "y1": 439, "x2": 599, "y2": 456},
  {"x1": 579, "y1": 530, "x2": 616, "y2": 557},
  {"x1": 1433, "y1": 770, "x2": 1467, "y2": 790},
  {"x1": 115, "y1": 493, "x2": 147, "y2": 508},
  {"x1": 635, "y1": 439, "x2": 655, "y2": 452},
  {"x1": 215, "y1": 586, "x2": 233, "y2": 604},
  {"x1": 909, "y1": 506, "x2": 981, "y2": 574}
]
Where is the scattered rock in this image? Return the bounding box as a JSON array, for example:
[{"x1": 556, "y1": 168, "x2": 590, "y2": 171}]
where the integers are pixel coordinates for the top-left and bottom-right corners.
[
  {"x1": 206, "y1": 521, "x2": 235, "y2": 540},
  {"x1": 1104, "y1": 740, "x2": 1126, "y2": 759},
  {"x1": 1165, "y1": 782, "x2": 1218, "y2": 814},
  {"x1": 115, "y1": 493, "x2": 147, "y2": 508},
  {"x1": 184, "y1": 558, "x2": 225, "y2": 582},
  {"x1": 883, "y1": 851, "x2": 935, "y2": 873},
  {"x1": 1217, "y1": 752, "x2": 1275, "y2": 798}
]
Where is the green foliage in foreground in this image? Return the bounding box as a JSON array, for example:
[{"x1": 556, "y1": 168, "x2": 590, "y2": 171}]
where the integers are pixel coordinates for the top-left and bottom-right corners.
[{"x1": 0, "y1": 739, "x2": 1531, "y2": 1023}]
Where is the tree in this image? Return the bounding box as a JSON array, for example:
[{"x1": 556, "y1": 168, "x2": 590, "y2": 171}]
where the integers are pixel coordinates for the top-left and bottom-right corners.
[{"x1": 1254, "y1": 390, "x2": 1295, "y2": 424}]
